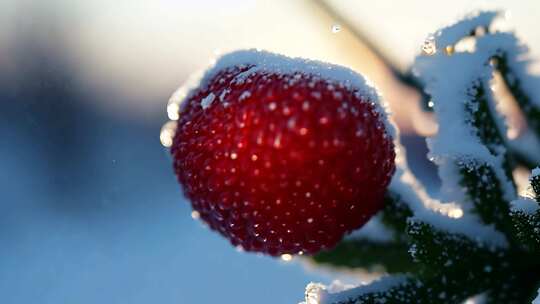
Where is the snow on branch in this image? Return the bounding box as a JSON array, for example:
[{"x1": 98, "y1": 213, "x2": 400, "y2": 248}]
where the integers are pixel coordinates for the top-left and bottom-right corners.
[
  {"x1": 302, "y1": 275, "x2": 410, "y2": 304},
  {"x1": 411, "y1": 11, "x2": 531, "y2": 246},
  {"x1": 426, "y1": 10, "x2": 500, "y2": 53},
  {"x1": 303, "y1": 9, "x2": 540, "y2": 304}
]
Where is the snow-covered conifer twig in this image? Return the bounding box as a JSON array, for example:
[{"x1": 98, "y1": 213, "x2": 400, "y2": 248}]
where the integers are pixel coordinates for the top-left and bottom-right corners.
[{"x1": 305, "y1": 11, "x2": 540, "y2": 304}]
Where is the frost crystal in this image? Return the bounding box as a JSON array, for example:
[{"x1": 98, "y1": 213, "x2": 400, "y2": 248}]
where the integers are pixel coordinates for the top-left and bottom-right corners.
[
  {"x1": 181, "y1": 49, "x2": 395, "y2": 138},
  {"x1": 200, "y1": 93, "x2": 215, "y2": 109}
]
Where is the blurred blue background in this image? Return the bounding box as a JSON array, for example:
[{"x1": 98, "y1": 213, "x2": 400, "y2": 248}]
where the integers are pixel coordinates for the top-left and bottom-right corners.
[{"x1": 1, "y1": 1, "x2": 539, "y2": 303}]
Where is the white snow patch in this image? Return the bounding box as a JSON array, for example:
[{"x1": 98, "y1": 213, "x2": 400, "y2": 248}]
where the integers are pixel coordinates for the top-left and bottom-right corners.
[
  {"x1": 178, "y1": 49, "x2": 395, "y2": 139},
  {"x1": 532, "y1": 167, "x2": 540, "y2": 179},
  {"x1": 428, "y1": 11, "x2": 500, "y2": 52},
  {"x1": 410, "y1": 15, "x2": 526, "y2": 246},
  {"x1": 304, "y1": 275, "x2": 408, "y2": 304},
  {"x1": 167, "y1": 69, "x2": 205, "y2": 119},
  {"x1": 391, "y1": 158, "x2": 508, "y2": 247},
  {"x1": 219, "y1": 89, "x2": 230, "y2": 102},
  {"x1": 415, "y1": 37, "x2": 516, "y2": 202},
  {"x1": 200, "y1": 93, "x2": 215, "y2": 109},
  {"x1": 386, "y1": 123, "x2": 507, "y2": 246},
  {"x1": 510, "y1": 197, "x2": 539, "y2": 215}
]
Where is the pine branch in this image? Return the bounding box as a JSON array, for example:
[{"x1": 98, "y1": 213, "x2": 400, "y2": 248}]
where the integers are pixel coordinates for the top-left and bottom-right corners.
[
  {"x1": 312, "y1": 239, "x2": 417, "y2": 274},
  {"x1": 484, "y1": 272, "x2": 540, "y2": 304},
  {"x1": 457, "y1": 160, "x2": 515, "y2": 241},
  {"x1": 315, "y1": 273, "x2": 484, "y2": 304},
  {"x1": 510, "y1": 174, "x2": 540, "y2": 253},
  {"x1": 464, "y1": 80, "x2": 515, "y2": 182},
  {"x1": 319, "y1": 276, "x2": 468, "y2": 304},
  {"x1": 303, "y1": 11, "x2": 540, "y2": 304},
  {"x1": 511, "y1": 209, "x2": 540, "y2": 253},
  {"x1": 492, "y1": 54, "x2": 540, "y2": 137},
  {"x1": 309, "y1": 191, "x2": 414, "y2": 272},
  {"x1": 380, "y1": 190, "x2": 414, "y2": 241},
  {"x1": 407, "y1": 221, "x2": 509, "y2": 280}
]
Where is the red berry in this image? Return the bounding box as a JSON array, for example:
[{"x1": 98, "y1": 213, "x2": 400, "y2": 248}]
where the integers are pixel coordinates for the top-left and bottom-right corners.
[{"x1": 170, "y1": 50, "x2": 395, "y2": 256}]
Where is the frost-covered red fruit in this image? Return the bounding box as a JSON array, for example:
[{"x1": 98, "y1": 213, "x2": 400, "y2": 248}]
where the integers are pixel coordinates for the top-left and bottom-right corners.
[{"x1": 170, "y1": 50, "x2": 395, "y2": 256}]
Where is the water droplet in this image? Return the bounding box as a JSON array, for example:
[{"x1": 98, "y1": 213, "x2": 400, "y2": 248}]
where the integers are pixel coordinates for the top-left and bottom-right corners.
[
  {"x1": 331, "y1": 24, "x2": 341, "y2": 33},
  {"x1": 280, "y1": 254, "x2": 293, "y2": 262},
  {"x1": 448, "y1": 208, "x2": 463, "y2": 219},
  {"x1": 191, "y1": 210, "x2": 200, "y2": 219}
]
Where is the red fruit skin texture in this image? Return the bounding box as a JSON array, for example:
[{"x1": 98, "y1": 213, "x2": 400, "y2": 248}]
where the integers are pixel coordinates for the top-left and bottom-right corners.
[{"x1": 171, "y1": 65, "x2": 395, "y2": 256}]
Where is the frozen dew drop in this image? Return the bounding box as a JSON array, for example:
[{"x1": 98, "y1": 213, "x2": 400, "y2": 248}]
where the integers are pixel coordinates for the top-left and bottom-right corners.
[
  {"x1": 167, "y1": 102, "x2": 180, "y2": 120},
  {"x1": 428, "y1": 101, "x2": 435, "y2": 108},
  {"x1": 200, "y1": 93, "x2": 215, "y2": 109},
  {"x1": 445, "y1": 45, "x2": 455, "y2": 55},
  {"x1": 280, "y1": 254, "x2": 293, "y2": 262},
  {"x1": 160, "y1": 121, "x2": 178, "y2": 148},
  {"x1": 422, "y1": 38, "x2": 437, "y2": 55},
  {"x1": 448, "y1": 208, "x2": 464, "y2": 219},
  {"x1": 191, "y1": 210, "x2": 201, "y2": 219},
  {"x1": 331, "y1": 24, "x2": 341, "y2": 33}
]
